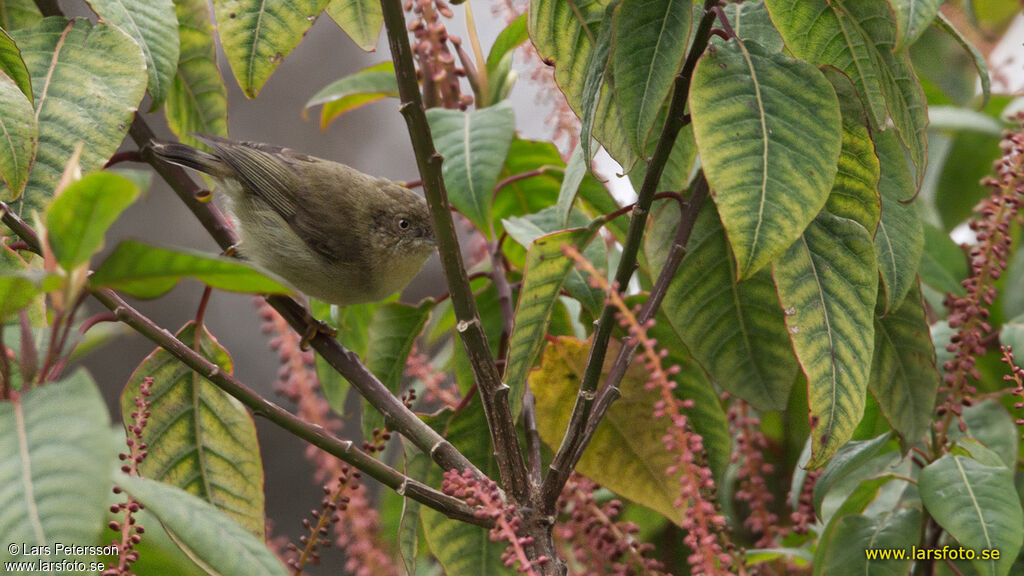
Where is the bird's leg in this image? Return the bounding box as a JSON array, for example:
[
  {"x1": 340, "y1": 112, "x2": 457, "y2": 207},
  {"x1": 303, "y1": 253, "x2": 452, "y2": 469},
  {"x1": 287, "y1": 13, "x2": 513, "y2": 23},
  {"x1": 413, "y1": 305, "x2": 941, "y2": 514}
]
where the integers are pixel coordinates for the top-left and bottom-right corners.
[{"x1": 299, "y1": 298, "x2": 337, "y2": 350}]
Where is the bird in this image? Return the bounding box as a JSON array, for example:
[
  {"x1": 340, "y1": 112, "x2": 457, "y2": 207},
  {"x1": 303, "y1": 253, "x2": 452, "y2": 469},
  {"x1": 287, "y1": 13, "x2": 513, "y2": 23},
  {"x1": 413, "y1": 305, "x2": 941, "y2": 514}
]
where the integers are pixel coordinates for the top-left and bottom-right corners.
[{"x1": 148, "y1": 134, "x2": 437, "y2": 310}]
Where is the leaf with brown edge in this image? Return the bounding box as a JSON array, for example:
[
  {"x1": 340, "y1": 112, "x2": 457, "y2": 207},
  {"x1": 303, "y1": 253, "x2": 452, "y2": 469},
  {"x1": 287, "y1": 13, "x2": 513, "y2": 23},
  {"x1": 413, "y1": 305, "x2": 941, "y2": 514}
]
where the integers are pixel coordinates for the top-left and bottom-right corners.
[
  {"x1": 531, "y1": 336, "x2": 688, "y2": 524},
  {"x1": 121, "y1": 322, "x2": 266, "y2": 539}
]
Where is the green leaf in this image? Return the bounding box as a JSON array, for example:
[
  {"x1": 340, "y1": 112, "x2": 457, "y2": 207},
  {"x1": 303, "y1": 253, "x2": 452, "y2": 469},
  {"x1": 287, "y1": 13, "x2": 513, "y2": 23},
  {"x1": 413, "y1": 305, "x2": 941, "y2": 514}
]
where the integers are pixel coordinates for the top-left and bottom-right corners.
[
  {"x1": 662, "y1": 202, "x2": 797, "y2": 409},
  {"x1": 957, "y1": 400, "x2": 1020, "y2": 470},
  {"x1": 305, "y1": 62, "x2": 398, "y2": 129},
  {"x1": 935, "y1": 12, "x2": 990, "y2": 108},
  {"x1": 889, "y1": 0, "x2": 943, "y2": 51},
  {"x1": 773, "y1": 212, "x2": 878, "y2": 468},
  {"x1": 719, "y1": 0, "x2": 783, "y2": 53},
  {"x1": 426, "y1": 102, "x2": 515, "y2": 237},
  {"x1": 934, "y1": 130, "x2": 1001, "y2": 231},
  {"x1": 311, "y1": 299, "x2": 380, "y2": 414},
  {"x1": 361, "y1": 300, "x2": 432, "y2": 440},
  {"x1": 644, "y1": 303, "x2": 733, "y2": 483},
  {"x1": 1002, "y1": 313, "x2": 1024, "y2": 355},
  {"x1": 166, "y1": 0, "x2": 229, "y2": 149},
  {"x1": 420, "y1": 404, "x2": 514, "y2": 575},
  {"x1": 91, "y1": 240, "x2": 292, "y2": 298},
  {"x1": 626, "y1": 93, "x2": 697, "y2": 197},
  {"x1": 919, "y1": 454, "x2": 1024, "y2": 576},
  {"x1": 612, "y1": 0, "x2": 691, "y2": 153},
  {"x1": 812, "y1": 431, "x2": 894, "y2": 517},
  {"x1": 0, "y1": 273, "x2": 38, "y2": 319},
  {"x1": 579, "y1": 0, "x2": 616, "y2": 167},
  {"x1": 929, "y1": 106, "x2": 1005, "y2": 136},
  {"x1": 919, "y1": 223, "x2": 968, "y2": 295},
  {"x1": 531, "y1": 337, "x2": 685, "y2": 524},
  {"x1": 764, "y1": 0, "x2": 929, "y2": 185},
  {"x1": 122, "y1": 322, "x2": 266, "y2": 538},
  {"x1": 874, "y1": 130, "x2": 924, "y2": 314},
  {"x1": 397, "y1": 444, "x2": 429, "y2": 575},
  {"x1": 690, "y1": 38, "x2": 842, "y2": 279},
  {"x1": 529, "y1": 0, "x2": 636, "y2": 169},
  {"x1": 117, "y1": 474, "x2": 287, "y2": 576},
  {"x1": 7, "y1": 18, "x2": 146, "y2": 215},
  {"x1": 486, "y1": 13, "x2": 528, "y2": 74},
  {"x1": 326, "y1": 0, "x2": 383, "y2": 52},
  {"x1": 817, "y1": 508, "x2": 919, "y2": 575},
  {"x1": 45, "y1": 172, "x2": 139, "y2": 271},
  {"x1": 0, "y1": 69, "x2": 35, "y2": 198},
  {"x1": 0, "y1": 28, "x2": 32, "y2": 99},
  {"x1": 84, "y1": 0, "x2": 179, "y2": 110},
  {"x1": 211, "y1": 0, "x2": 329, "y2": 97},
  {"x1": 505, "y1": 225, "x2": 599, "y2": 419},
  {"x1": 504, "y1": 206, "x2": 607, "y2": 315},
  {"x1": 869, "y1": 282, "x2": 940, "y2": 447},
  {"x1": 0, "y1": 371, "x2": 114, "y2": 564},
  {"x1": 556, "y1": 142, "x2": 587, "y2": 227},
  {"x1": 822, "y1": 68, "x2": 881, "y2": 235},
  {"x1": 0, "y1": 0, "x2": 41, "y2": 30}
]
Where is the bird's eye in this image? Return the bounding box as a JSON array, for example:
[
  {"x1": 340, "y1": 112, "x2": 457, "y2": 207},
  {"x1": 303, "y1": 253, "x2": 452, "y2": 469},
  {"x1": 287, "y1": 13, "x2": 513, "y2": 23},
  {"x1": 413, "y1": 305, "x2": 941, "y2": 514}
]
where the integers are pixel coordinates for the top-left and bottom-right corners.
[{"x1": 398, "y1": 218, "x2": 410, "y2": 230}]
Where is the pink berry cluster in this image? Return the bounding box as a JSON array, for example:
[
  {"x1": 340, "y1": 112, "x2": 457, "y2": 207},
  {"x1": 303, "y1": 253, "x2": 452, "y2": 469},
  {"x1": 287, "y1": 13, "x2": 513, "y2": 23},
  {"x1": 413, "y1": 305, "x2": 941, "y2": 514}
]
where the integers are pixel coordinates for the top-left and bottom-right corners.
[
  {"x1": 564, "y1": 245, "x2": 739, "y2": 576},
  {"x1": 104, "y1": 377, "x2": 153, "y2": 576},
  {"x1": 555, "y1": 473, "x2": 665, "y2": 575},
  {"x1": 1000, "y1": 347, "x2": 1024, "y2": 440},
  {"x1": 936, "y1": 114, "x2": 1024, "y2": 445},
  {"x1": 406, "y1": 342, "x2": 461, "y2": 408},
  {"x1": 256, "y1": 301, "x2": 398, "y2": 576},
  {"x1": 405, "y1": 0, "x2": 472, "y2": 109},
  {"x1": 442, "y1": 469, "x2": 548, "y2": 574},
  {"x1": 727, "y1": 397, "x2": 780, "y2": 548}
]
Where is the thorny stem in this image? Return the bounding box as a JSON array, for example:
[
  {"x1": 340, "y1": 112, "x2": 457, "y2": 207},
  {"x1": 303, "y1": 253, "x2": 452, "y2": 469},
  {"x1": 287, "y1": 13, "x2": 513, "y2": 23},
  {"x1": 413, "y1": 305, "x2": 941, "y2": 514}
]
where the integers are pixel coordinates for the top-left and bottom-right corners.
[
  {"x1": 380, "y1": 0, "x2": 530, "y2": 500},
  {"x1": 540, "y1": 0, "x2": 720, "y2": 513}
]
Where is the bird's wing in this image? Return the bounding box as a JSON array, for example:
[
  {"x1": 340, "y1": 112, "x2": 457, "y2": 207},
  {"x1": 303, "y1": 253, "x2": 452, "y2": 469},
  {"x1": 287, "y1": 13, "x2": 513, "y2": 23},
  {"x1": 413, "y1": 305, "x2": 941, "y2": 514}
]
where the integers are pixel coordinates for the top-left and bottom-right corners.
[
  {"x1": 195, "y1": 134, "x2": 363, "y2": 263},
  {"x1": 194, "y1": 134, "x2": 299, "y2": 221}
]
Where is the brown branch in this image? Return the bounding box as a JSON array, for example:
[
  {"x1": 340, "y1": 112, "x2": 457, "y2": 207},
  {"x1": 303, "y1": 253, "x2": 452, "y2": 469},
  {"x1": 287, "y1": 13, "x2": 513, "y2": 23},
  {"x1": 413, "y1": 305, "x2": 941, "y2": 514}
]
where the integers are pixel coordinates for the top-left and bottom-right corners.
[
  {"x1": 379, "y1": 0, "x2": 529, "y2": 500},
  {"x1": 0, "y1": 201, "x2": 485, "y2": 525},
  {"x1": 539, "y1": 0, "x2": 720, "y2": 513},
  {"x1": 123, "y1": 119, "x2": 478, "y2": 477},
  {"x1": 573, "y1": 174, "x2": 708, "y2": 466},
  {"x1": 91, "y1": 288, "x2": 488, "y2": 527}
]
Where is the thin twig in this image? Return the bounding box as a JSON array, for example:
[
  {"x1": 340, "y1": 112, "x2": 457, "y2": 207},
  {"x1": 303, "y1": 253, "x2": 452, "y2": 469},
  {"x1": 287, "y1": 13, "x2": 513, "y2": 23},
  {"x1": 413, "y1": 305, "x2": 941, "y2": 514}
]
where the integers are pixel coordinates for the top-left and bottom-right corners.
[
  {"x1": 2, "y1": 191, "x2": 479, "y2": 480},
  {"x1": 494, "y1": 166, "x2": 563, "y2": 198},
  {"x1": 539, "y1": 0, "x2": 720, "y2": 513},
  {"x1": 572, "y1": 176, "x2": 708, "y2": 466},
  {"x1": 123, "y1": 121, "x2": 479, "y2": 477},
  {"x1": 379, "y1": 0, "x2": 529, "y2": 499},
  {"x1": 87, "y1": 288, "x2": 488, "y2": 526}
]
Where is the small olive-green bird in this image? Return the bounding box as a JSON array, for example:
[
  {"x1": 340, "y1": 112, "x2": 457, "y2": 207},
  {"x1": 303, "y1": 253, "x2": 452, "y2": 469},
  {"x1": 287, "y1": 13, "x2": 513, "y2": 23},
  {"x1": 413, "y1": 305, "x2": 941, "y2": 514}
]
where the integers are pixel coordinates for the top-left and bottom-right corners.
[{"x1": 151, "y1": 135, "x2": 436, "y2": 306}]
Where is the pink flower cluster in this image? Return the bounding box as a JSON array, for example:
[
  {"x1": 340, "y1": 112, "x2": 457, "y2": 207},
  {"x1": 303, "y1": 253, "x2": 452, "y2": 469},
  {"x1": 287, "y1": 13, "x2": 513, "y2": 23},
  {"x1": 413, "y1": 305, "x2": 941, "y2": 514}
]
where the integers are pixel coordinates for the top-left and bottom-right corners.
[
  {"x1": 555, "y1": 473, "x2": 665, "y2": 575},
  {"x1": 405, "y1": 0, "x2": 472, "y2": 109},
  {"x1": 442, "y1": 469, "x2": 548, "y2": 574},
  {"x1": 727, "y1": 397, "x2": 781, "y2": 548},
  {"x1": 256, "y1": 301, "x2": 398, "y2": 576},
  {"x1": 405, "y1": 342, "x2": 461, "y2": 408},
  {"x1": 564, "y1": 245, "x2": 739, "y2": 576},
  {"x1": 104, "y1": 377, "x2": 153, "y2": 576},
  {"x1": 937, "y1": 113, "x2": 1024, "y2": 444},
  {"x1": 1000, "y1": 347, "x2": 1024, "y2": 440}
]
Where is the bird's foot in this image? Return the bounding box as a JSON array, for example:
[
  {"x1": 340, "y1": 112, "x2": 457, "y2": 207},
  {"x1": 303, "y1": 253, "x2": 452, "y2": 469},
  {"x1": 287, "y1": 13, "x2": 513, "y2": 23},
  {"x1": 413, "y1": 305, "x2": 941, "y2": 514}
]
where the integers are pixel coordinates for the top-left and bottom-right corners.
[{"x1": 300, "y1": 314, "x2": 337, "y2": 350}]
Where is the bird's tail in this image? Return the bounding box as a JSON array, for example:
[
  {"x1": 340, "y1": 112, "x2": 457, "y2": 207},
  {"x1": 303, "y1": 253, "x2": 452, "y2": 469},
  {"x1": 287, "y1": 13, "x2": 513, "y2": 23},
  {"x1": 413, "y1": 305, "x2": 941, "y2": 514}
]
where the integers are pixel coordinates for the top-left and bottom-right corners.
[{"x1": 147, "y1": 141, "x2": 229, "y2": 177}]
